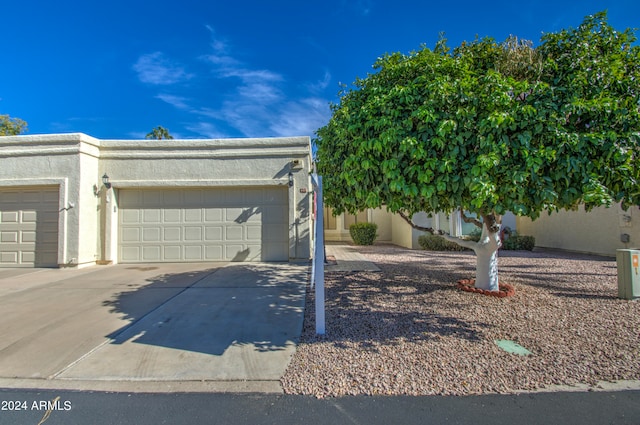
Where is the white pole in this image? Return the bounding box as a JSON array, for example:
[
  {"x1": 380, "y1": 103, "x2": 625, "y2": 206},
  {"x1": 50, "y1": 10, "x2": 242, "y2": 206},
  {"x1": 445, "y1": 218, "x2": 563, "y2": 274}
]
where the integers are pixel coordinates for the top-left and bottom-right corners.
[{"x1": 314, "y1": 175, "x2": 325, "y2": 335}]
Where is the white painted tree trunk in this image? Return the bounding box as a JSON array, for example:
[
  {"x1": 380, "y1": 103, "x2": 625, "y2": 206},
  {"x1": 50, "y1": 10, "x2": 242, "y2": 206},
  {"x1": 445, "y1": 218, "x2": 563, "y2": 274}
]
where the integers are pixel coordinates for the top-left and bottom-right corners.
[{"x1": 441, "y1": 222, "x2": 501, "y2": 292}]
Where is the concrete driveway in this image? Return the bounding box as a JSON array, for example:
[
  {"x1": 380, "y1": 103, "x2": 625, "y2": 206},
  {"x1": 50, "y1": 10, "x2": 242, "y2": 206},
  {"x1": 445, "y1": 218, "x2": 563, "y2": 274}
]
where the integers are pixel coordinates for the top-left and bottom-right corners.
[{"x1": 0, "y1": 262, "x2": 308, "y2": 393}]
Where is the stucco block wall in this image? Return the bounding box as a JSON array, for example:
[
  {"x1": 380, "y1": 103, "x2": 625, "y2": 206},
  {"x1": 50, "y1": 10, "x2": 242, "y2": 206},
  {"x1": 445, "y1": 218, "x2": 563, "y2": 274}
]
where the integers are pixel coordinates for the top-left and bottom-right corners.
[
  {"x1": 370, "y1": 208, "x2": 393, "y2": 242},
  {"x1": 517, "y1": 204, "x2": 640, "y2": 257},
  {"x1": 391, "y1": 213, "x2": 414, "y2": 248}
]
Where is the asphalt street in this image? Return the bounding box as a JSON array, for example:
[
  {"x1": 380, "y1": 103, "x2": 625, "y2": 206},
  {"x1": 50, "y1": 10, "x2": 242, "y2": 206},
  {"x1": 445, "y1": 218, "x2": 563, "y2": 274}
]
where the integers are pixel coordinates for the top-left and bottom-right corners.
[{"x1": 1, "y1": 388, "x2": 640, "y2": 425}]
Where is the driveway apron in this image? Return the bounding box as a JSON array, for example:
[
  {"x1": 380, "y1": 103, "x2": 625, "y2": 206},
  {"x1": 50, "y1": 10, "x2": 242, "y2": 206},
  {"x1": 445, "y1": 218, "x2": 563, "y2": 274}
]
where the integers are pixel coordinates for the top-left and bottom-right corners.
[{"x1": 0, "y1": 262, "x2": 308, "y2": 391}]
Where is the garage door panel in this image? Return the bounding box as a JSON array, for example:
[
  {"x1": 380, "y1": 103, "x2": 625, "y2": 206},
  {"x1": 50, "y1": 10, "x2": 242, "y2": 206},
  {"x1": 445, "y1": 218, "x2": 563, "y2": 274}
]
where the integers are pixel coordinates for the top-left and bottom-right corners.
[
  {"x1": 265, "y1": 224, "x2": 288, "y2": 242},
  {"x1": 162, "y1": 191, "x2": 181, "y2": 205},
  {"x1": 164, "y1": 209, "x2": 181, "y2": 223},
  {"x1": 122, "y1": 228, "x2": 141, "y2": 242},
  {"x1": 118, "y1": 188, "x2": 288, "y2": 262},
  {"x1": 265, "y1": 189, "x2": 287, "y2": 203},
  {"x1": 246, "y1": 225, "x2": 261, "y2": 241},
  {"x1": 185, "y1": 245, "x2": 203, "y2": 260},
  {"x1": 0, "y1": 192, "x2": 18, "y2": 203},
  {"x1": 21, "y1": 251, "x2": 36, "y2": 263},
  {"x1": 164, "y1": 227, "x2": 181, "y2": 242},
  {"x1": 226, "y1": 208, "x2": 243, "y2": 223},
  {"x1": 263, "y1": 244, "x2": 288, "y2": 262},
  {"x1": 244, "y1": 208, "x2": 261, "y2": 223},
  {"x1": 184, "y1": 226, "x2": 203, "y2": 241},
  {"x1": 143, "y1": 190, "x2": 163, "y2": 206},
  {"x1": 142, "y1": 227, "x2": 161, "y2": 242},
  {"x1": 205, "y1": 226, "x2": 223, "y2": 241},
  {"x1": 20, "y1": 231, "x2": 36, "y2": 243},
  {"x1": 205, "y1": 208, "x2": 223, "y2": 222},
  {"x1": 185, "y1": 209, "x2": 202, "y2": 222},
  {"x1": 1, "y1": 252, "x2": 18, "y2": 264},
  {"x1": 22, "y1": 211, "x2": 38, "y2": 223},
  {"x1": 205, "y1": 245, "x2": 223, "y2": 260},
  {"x1": 1, "y1": 231, "x2": 18, "y2": 243},
  {"x1": 1, "y1": 211, "x2": 19, "y2": 223},
  {"x1": 121, "y1": 210, "x2": 140, "y2": 224},
  {"x1": 164, "y1": 246, "x2": 181, "y2": 261},
  {"x1": 184, "y1": 191, "x2": 202, "y2": 204},
  {"x1": 263, "y1": 206, "x2": 287, "y2": 224},
  {"x1": 224, "y1": 190, "x2": 244, "y2": 205},
  {"x1": 0, "y1": 187, "x2": 59, "y2": 267},
  {"x1": 226, "y1": 226, "x2": 243, "y2": 241},
  {"x1": 143, "y1": 209, "x2": 161, "y2": 223},
  {"x1": 142, "y1": 246, "x2": 161, "y2": 261}
]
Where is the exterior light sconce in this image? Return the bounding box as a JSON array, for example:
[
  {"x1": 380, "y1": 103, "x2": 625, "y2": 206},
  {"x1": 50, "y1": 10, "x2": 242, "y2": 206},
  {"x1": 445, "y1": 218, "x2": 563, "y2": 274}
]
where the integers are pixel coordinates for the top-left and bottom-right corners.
[
  {"x1": 288, "y1": 171, "x2": 294, "y2": 187},
  {"x1": 102, "y1": 173, "x2": 112, "y2": 189}
]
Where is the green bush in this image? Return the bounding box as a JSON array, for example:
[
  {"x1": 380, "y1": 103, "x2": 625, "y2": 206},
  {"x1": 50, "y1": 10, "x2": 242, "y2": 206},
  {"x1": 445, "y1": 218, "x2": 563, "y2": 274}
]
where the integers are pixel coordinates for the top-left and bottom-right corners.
[
  {"x1": 502, "y1": 234, "x2": 535, "y2": 251},
  {"x1": 467, "y1": 228, "x2": 482, "y2": 242},
  {"x1": 349, "y1": 223, "x2": 378, "y2": 245},
  {"x1": 418, "y1": 234, "x2": 467, "y2": 251}
]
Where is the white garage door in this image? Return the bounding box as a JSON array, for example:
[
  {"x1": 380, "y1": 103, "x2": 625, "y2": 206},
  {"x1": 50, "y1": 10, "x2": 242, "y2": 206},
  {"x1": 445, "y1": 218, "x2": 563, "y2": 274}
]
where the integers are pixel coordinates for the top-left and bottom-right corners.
[
  {"x1": 118, "y1": 187, "x2": 289, "y2": 263},
  {"x1": 0, "y1": 187, "x2": 59, "y2": 267}
]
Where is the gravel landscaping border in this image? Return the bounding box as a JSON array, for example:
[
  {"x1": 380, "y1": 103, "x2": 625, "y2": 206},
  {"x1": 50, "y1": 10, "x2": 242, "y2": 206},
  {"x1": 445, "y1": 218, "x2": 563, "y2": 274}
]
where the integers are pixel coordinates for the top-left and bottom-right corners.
[{"x1": 281, "y1": 244, "x2": 640, "y2": 398}]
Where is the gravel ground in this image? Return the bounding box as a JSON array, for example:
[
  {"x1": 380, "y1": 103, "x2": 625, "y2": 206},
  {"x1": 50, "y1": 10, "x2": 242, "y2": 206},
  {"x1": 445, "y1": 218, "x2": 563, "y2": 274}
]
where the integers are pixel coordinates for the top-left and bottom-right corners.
[{"x1": 281, "y1": 244, "x2": 640, "y2": 398}]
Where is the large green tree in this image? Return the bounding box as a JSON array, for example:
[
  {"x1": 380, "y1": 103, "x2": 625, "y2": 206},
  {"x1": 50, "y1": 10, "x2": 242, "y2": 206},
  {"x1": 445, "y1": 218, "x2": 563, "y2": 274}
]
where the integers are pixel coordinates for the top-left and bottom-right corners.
[
  {"x1": 316, "y1": 12, "x2": 640, "y2": 291},
  {"x1": 0, "y1": 114, "x2": 28, "y2": 136}
]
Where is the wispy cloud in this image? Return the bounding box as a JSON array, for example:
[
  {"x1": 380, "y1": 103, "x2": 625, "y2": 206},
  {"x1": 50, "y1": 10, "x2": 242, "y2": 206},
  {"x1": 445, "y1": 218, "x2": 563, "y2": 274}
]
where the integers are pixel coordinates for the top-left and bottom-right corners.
[
  {"x1": 270, "y1": 98, "x2": 331, "y2": 137},
  {"x1": 184, "y1": 122, "x2": 228, "y2": 139},
  {"x1": 155, "y1": 93, "x2": 190, "y2": 109},
  {"x1": 306, "y1": 70, "x2": 332, "y2": 93},
  {"x1": 135, "y1": 27, "x2": 331, "y2": 138},
  {"x1": 133, "y1": 52, "x2": 193, "y2": 85}
]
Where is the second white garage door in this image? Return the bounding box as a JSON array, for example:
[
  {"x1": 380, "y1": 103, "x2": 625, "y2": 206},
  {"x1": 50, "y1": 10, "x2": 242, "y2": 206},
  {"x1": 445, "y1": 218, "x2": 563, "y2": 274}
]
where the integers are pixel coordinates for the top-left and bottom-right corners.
[{"x1": 118, "y1": 187, "x2": 289, "y2": 262}]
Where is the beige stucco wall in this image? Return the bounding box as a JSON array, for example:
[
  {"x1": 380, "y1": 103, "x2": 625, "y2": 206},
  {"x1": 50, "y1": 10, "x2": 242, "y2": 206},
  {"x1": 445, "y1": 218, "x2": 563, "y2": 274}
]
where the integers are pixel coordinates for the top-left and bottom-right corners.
[
  {"x1": 371, "y1": 208, "x2": 393, "y2": 242},
  {"x1": 517, "y1": 204, "x2": 640, "y2": 257},
  {"x1": 0, "y1": 133, "x2": 312, "y2": 266},
  {"x1": 391, "y1": 213, "x2": 413, "y2": 248}
]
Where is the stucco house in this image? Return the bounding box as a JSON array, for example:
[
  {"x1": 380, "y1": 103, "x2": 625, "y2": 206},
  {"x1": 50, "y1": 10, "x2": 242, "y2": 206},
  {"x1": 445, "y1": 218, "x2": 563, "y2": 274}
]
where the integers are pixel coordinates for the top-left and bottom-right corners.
[
  {"x1": 326, "y1": 203, "x2": 636, "y2": 257},
  {"x1": 517, "y1": 204, "x2": 639, "y2": 257},
  {"x1": 0, "y1": 133, "x2": 312, "y2": 268},
  {"x1": 325, "y1": 207, "x2": 517, "y2": 249}
]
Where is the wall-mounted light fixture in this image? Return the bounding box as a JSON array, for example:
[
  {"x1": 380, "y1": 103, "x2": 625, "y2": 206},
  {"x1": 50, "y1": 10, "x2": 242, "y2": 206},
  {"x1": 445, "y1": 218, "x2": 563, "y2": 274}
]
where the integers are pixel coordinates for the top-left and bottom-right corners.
[
  {"x1": 288, "y1": 171, "x2": 294, "y2": 187},
  {"x1": 102, "y1": 173, "x2": 112, "y2": 189}
]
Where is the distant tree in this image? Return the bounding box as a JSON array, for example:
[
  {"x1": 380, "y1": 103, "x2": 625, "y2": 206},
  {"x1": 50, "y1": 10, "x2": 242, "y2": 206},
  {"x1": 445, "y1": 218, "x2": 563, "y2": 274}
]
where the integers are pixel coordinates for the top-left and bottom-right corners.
[
  {"x1": 315, "y1": 12, "x2": 640, "y2": 292},
  {"x1": 0, "y1": 114, "x2": 28, "y2": 136},
  {"x1": 145, "y1": 126, "x2": 174, "y2": 140}
]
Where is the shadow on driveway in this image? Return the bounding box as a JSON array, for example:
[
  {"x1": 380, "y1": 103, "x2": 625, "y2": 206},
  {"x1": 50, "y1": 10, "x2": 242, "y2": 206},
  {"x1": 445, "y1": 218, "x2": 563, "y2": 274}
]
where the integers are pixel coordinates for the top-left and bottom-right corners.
[{"x1": 101, "y1": 264, "x2": 308, "y2": 356}]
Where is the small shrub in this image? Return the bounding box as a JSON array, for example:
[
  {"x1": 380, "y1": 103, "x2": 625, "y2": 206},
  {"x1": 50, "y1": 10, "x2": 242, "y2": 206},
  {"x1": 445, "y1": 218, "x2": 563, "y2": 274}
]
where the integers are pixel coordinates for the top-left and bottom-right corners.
[
  {"x1": 349, "y1": 223, "x2": 378, "y2": 245},
  {"x1": 502, "y1": 233, "x2": 535, "y2": 251},
  {"x1": 418, "y1": 234, "x2": 467, "y2": 251}
]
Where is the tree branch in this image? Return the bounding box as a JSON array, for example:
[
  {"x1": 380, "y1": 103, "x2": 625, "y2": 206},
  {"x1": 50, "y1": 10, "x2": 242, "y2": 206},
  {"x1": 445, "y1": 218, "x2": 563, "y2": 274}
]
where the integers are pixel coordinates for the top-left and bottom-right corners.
[
  {"x1": 397, "y1": 211, "x2": 441, "y2": 234},
  {"x1": 460, "y1": 211, "x2": 483, "y2": 228},
  {"x1": 440, "y1": 233, "x2": 478, "y2": 250}
]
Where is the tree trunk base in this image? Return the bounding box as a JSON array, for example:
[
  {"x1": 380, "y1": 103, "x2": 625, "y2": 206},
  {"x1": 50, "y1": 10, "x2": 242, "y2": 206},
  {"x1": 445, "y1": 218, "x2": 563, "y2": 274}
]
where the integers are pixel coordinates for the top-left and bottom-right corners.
[{"x1": 457, "y1": 279, "x2": 515, "y2": 298}]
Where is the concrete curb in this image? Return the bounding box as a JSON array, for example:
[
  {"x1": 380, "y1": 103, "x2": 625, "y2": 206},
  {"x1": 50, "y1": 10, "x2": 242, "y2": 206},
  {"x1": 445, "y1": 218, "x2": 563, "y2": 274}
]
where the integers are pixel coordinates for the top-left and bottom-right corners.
[{"x1": 0, "y1": 378, "x2": 284, "y2": 394}]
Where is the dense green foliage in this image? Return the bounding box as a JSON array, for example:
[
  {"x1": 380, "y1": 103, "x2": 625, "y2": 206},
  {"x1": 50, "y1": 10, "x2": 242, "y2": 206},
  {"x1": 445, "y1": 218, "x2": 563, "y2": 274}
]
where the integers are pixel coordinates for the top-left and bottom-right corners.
[
  {"x1": 349, "y1": 222, "x2": 378, "y2": 245},
  {"x1": 146, "y1": 126, "x2": 174, "y2": 140},
  {"x1": 419, "y1": 232, "x2": 534, "y2": 251},
  {"x1": 502, "y1": 234, "x2": 535, "y2": 251},
  {"x1": 316, "y1": 12, "x2": 640, "y2": 223},
  {"x1": 0, "y1": 114, "x2": 27, "y2": 136}
]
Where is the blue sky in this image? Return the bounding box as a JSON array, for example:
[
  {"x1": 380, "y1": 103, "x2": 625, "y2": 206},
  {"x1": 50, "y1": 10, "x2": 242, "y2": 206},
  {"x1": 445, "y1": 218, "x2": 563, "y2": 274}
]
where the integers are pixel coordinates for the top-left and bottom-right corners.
[{"x1": 1, "y1": 1, "x2": 638, "y2": 139}]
